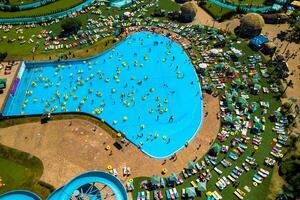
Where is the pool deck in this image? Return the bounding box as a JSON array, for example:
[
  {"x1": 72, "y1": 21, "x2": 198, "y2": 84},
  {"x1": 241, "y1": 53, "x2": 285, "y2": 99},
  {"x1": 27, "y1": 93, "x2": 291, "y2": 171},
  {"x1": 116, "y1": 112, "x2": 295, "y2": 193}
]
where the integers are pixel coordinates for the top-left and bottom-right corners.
[
  {"x1": 0, "y1": 62, "x2": 20, "y2": 113},
  {"x1": 0, "y1": 93, "x2": 219, "y2": 189}
]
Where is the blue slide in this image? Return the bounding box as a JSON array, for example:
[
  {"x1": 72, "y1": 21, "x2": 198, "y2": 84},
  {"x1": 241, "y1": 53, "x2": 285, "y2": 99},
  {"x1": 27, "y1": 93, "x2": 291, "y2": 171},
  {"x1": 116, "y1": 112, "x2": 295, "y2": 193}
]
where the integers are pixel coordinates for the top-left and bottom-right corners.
[
  {"x1": 0, "y1": 190, "x2": 41, "y2": 200},
  {"x1": 0, "y1": 171, "x2": 128, "y2": 200}
]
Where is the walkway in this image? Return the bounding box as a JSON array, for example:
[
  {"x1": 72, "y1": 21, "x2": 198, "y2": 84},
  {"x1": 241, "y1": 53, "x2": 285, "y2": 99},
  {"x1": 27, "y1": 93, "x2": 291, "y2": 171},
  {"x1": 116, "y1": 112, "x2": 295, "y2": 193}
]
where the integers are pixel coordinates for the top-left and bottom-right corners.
[{"x1": 0, "y1": 93, "x2": 219, "y2": 187}]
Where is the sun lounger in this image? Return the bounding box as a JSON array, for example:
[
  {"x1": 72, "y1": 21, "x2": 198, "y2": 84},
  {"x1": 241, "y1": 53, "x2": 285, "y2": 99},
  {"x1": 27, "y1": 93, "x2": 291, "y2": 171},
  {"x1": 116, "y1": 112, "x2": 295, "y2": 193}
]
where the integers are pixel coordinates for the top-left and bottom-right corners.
[
  {"x1": 158, "y1": 190, "x2": 163, "y2": 199},
  {"x1": 260, "y1": 168, "x2": 269, "y2": 176},
  {"x1": 146, "y1": 191, "x2": 150, "y2": 200},
  {"x1": 113, "y1": 168, "x2": 118, "y2": 176},
  {"x1": 173, "y1": 188, "x2": 179, "y2": 199},
  {"x1": 191, "y1": 180, "x2": 197, "y2": 188},
  {"x1": 234, "y1": 191, "x2": 244, "y2": 199},
  {"x1": 181, "y1": 188, "x2": 185, "y2": 198},
  {"x1": 169, "y1": 189, "x2": 175, "y2": 199},
  {"x1": 252, "y1": 176, "x2": 262, "y2": 184},
  {"x1": 237, "y1": 188, "x2": 246, "y2": 196},
  {"x1": 227, "y1": 175, "x2": 236, "y2": 182},
  {"x1": 212, "y1": 191, "x2": 222, "y2": 200},
  {"x1": 141, "y1": 191, "x2": 145, "y2": 200},
  {"x1": 214, "y1": 167, "x2": 223, "y2": 175},
  {"x1": 182, "y1": 170, "x2": 188, "y2": 179},
  {"x1": 166, "y1": 189, "x2": 171, "y2": 200},
  {"x1": 258, "y1": 171, "x2": 267, "y2": 178},
  {"x1": 244, "y1": 186, "x2": 251, "y2": 193}
]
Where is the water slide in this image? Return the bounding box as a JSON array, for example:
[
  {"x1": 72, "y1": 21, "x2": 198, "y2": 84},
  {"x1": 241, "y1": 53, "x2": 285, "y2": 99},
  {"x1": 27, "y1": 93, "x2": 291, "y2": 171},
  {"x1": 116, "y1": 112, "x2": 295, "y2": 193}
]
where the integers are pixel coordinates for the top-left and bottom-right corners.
[
  {"x1": 47, "y1": 171, "x2": 128, "y2": 200},
  {"x1": 0, "y1": 190, "x2": 41, "y2": 200},
  {"x1": 0, "y1": 171, "x2": 128, "y2": 200}
]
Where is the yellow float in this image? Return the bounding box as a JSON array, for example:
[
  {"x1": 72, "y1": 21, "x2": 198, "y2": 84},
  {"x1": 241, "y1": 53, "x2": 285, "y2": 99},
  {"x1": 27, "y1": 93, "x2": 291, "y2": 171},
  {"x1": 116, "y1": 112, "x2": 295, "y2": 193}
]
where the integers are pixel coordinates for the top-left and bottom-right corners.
[
  {"x1": 105, "y1": 146, "x2": 111, "y2": 151},
  {"x1": 162, "y1": 168, "x2": 167, "y2": 174}
]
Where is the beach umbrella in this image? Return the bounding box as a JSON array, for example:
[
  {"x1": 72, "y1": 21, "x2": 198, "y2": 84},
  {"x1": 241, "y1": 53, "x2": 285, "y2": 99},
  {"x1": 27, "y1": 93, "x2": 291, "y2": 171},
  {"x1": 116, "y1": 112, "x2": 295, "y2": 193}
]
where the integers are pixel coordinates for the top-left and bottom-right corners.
[
  {"x1": 197, "y1": 181, "x2": 207, "y2": 192},
  {"x1": 252, "y1": 77, "x2": 259, "y2": 83},
  {"x1": 170, "y1": 172, "x2": 179, "y2": 179},
  {"x1": 227, "y1": 102, "x2": 234, "y2": 111},
  {"x1": 231, "y1": 89, "x2": 239, "y2": 98},
  {"x1": 233, "y1": 116, "x2": 241, "y2": 124},
  {"x1": 150, "y1": 176, "x2": 160, "y2": 185},
  {"x1": 233, "y1": 78, "x2": 241, "y2": 86},
  {"x1": 238, "y1": 97, "x2": 248, "y2": 107},
  {"x1": 250, "y1": 102, "x2": 259, "y2": 111},
  {"x1": 228, "y1": 66, "x2": 236, "y2": 73},
  {"x1": 224, "y1": 114, "x2": 233, "y2": 123},
  {"x1": 187, "y1": 161, "x2": 196, "y2": 170},
  {"x1": 274, "y1": 110, "x2": 283, "y2": 120},
  {"x1": 211, "y1": 143, "x2": 221, "y2": 155},
  {"x1": 254, "y1": 122, "x2": 263, "y2": 131},
  {"x1": 186, "y1": 187, "x2": 196, "y2": 198},
  {"x1": 254, "y1": 83, "x2": 261, "y2": 91}
]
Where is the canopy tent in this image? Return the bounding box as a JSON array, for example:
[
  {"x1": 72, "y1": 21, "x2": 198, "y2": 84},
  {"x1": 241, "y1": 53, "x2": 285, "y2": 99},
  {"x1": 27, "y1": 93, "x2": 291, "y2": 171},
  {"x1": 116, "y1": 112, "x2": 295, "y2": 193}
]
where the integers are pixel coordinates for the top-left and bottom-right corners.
[
  {"x1": 186, "y1": 187, "x2": 197, "y2": 198},
  {"x1": 169, "y1": 173, "x2": 179, "y2": 182},
  {"x1": 249, "y1": 35, "x2": 270, "y2": 49},
  {"x1": 197, "y1": 181, "x2": 207, "y2": 192},
  {"x1": 187, "y1": 161, "x2": 196, "y2": 170},
  {"x1": 150, "y1": 176, "x2": 160, "y2": 185}
]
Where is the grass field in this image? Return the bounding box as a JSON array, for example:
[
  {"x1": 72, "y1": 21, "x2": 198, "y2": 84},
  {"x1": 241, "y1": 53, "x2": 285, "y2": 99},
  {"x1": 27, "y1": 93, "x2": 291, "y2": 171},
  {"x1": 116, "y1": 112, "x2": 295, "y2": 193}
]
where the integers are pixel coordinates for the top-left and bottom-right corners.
[
  {"x1": 0, "y1": 144, "x2": 53, "y2": 199},
  {"x1": 0, "y1": 0, "x2": 84, "y2": 18},
  {"x1": 2, "y1": 0, "x2": 40, "y2": 5},
  {"x1": 201, "y1": 2, "x2": 235, "y2": 21}
]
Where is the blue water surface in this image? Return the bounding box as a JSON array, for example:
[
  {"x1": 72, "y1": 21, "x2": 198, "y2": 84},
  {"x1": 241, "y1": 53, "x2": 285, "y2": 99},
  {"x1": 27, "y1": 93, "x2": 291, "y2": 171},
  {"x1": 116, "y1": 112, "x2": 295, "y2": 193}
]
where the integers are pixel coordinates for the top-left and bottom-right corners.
[{"x1": 4, "y1": 32, "x2": 203, "y2": 158}]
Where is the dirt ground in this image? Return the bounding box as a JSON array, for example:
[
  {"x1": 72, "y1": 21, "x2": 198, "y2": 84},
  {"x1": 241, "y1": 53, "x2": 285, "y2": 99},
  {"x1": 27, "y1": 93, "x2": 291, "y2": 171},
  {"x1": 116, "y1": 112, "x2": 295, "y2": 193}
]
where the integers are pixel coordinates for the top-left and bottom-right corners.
[
  {"x1": 0, "y1": 62, "x2": 20, "y2": 112},
  {"x1": 0, "y1": 93, "x2": 219, "y2": 189}
]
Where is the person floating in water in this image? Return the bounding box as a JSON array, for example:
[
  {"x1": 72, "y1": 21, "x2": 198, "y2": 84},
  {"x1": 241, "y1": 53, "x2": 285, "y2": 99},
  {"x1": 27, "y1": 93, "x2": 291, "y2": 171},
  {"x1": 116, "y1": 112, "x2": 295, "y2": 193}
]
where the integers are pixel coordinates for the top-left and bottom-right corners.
[
  {"x1": 156, "y1": 115, "x2": 159, "y2": 121},
  {"x1": 169, "y1": 115, "x2": 174, "y2": 122},
  {"x1": 167, "y1": 138, "x2": 171, "y2": 144}
]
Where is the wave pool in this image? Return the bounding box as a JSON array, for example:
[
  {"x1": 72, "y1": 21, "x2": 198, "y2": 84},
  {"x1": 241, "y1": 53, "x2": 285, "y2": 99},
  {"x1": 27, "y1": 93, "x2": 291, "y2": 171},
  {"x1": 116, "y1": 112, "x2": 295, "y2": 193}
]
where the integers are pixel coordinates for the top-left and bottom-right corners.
[{"x1": 3, "y1": 32, "x2": 203, "y2": 158}]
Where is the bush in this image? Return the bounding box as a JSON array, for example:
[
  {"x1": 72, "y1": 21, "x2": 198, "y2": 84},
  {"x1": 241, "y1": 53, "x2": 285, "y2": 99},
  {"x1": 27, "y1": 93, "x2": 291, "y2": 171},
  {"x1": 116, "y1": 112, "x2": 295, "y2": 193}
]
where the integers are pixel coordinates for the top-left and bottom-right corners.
[
  {"x1": 0, "y1": 52, "x2": 7, "y2": 61},
  {"x1": 61, "y1": 18, "x2": 82, "y2": 34}
]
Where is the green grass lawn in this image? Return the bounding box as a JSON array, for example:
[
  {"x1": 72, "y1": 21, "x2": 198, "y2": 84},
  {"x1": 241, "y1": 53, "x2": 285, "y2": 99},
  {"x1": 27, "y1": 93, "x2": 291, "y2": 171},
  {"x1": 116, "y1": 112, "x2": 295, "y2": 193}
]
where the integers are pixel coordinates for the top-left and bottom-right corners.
[
  {"x1": 0, "y1": 0, "x2": 84, "y2": 18},
  {"x1": 2, "y1": 0, "x2": 41, "y2": 5},
  {"x1": 226, "y1": 0, "x2": 266, "y2": 6},
  {"x1": 0, "y1": 144, "x2": 53, "y2": 199},
  {"x1": 201, "y1": 2, "x2": 234, "y2": 21}
]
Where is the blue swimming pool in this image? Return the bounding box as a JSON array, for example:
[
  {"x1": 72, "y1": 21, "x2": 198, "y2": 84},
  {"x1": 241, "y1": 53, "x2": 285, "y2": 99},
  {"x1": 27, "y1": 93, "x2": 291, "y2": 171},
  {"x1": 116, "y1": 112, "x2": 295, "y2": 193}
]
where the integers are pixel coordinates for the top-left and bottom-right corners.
[{"x1": 3, "y1": 32, "x2": 203, "y2": 159}]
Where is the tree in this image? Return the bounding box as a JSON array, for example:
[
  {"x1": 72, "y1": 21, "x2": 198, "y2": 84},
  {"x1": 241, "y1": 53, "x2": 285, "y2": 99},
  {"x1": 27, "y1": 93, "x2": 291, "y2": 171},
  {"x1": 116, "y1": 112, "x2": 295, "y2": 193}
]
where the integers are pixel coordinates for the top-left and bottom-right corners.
[
  {"x1": 287, "y1": 11, "x2": 300, "y2": 43},
  {"x1": 238, "y1": 13, "x2": 265, "y2": 38},
  {"x1": 0, "y1": 52, "x2": 7, "y2": 61},
  {"x1": 61, "y1": 18, "x2": 82, "y2": 34},
  {"x1": 180, "y1": 2, "x2": 197, "y2": 23}
]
